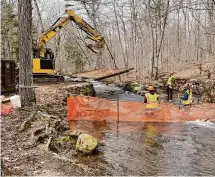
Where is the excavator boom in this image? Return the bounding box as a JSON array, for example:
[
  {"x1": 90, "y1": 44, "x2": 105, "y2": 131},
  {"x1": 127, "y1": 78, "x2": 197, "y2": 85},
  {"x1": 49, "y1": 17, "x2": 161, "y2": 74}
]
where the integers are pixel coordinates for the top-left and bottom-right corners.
[{"x1": 37, "y1": 9, "x2": 105, "y2": 57}]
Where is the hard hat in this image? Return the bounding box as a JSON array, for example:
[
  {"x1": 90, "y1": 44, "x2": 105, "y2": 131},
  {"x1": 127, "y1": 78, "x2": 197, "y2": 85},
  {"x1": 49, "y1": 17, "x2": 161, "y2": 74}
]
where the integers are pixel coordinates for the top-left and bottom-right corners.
[
  {"x1": 147, "y1": 86, "x2": 155, "y2": 91},
  {"x1": 170, "y1": 71, "x2": 174, "y2": 74}
]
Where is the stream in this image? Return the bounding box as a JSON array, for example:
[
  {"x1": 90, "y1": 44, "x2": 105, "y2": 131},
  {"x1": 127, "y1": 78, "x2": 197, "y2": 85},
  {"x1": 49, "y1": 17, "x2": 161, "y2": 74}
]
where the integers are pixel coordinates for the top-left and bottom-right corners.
[{"x1": 69, "y1": 81, "x2": 215, "y2": 176}]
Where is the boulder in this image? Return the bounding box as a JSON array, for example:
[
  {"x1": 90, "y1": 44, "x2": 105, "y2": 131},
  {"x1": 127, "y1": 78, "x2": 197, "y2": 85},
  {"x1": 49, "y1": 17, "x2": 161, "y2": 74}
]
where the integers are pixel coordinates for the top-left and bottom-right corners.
[
  {"x1": 130, "y1": 83, "x2": 146, "y2": 93},
  {"x1": 76, "y1": 134, "x2": 98, "y2": 154},
  {"x1": 63, "y1": 82, "x2": 96, "y2": 96},
  {"x1": 137, "y1": 90, "x2": 148, "y2": 96},
  {"x1": 133, "y1": 86, "x2": 143, "y2": 93}
]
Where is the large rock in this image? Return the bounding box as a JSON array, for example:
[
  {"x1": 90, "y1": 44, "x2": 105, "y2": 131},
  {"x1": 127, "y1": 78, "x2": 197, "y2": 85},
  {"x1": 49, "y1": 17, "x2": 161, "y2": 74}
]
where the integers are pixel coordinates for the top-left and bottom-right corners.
[
  {"x1": 133, "y1": 86, "x2": 143, "y2": 93},
  {"x1": 137, "y1": 90, "x2": 148, "y2": 96},
  {"x1": 63, "y1": 82, "x2": 96, "y2": 96},
  {"x1": 121, "y1": 81, "x2": 147, "y2": 93},
  {"x1": 76, "y1": 134, "x2": 98, "y2": 154}
]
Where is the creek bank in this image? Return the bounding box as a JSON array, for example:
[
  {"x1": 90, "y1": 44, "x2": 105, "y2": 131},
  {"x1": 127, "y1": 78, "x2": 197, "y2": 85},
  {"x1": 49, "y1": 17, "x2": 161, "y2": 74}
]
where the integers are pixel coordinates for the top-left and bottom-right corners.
[
  {"x1": 107, "y1": 76, "x2": 215, "y2": 103},
  {"x1": 2, "y1": 78, "x2": 215, "y2": 176},
  {"x1": 1, "y1": 81, "x2": 99, "y2": 176},
  {"x1": 63, "y1": 82, "x2": 96, "y2": 96}
]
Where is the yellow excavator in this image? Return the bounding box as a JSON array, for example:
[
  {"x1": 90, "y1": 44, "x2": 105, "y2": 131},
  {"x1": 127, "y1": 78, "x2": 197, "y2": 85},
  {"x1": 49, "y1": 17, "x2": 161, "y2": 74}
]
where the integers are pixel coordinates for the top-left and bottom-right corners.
[{"x1": 33, "y1": 9, "x2": 105, "y2": 75}]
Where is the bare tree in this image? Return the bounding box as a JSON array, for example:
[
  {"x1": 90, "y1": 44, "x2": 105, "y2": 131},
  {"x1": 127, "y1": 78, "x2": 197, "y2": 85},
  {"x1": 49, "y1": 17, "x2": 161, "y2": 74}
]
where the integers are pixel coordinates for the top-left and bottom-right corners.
[
  {"x1": 32, "y1": 0, "x2": 215, "y2": 79},
  {"x1": 33, "y1": 0, "x2": 44, "y2": 34}
]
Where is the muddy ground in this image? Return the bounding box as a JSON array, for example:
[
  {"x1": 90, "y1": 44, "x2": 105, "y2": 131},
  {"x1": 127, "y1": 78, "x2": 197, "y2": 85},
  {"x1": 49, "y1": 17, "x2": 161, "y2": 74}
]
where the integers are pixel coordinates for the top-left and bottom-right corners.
[{"x1": 1, "y1": 82, "x2": 100, "y2": 176}]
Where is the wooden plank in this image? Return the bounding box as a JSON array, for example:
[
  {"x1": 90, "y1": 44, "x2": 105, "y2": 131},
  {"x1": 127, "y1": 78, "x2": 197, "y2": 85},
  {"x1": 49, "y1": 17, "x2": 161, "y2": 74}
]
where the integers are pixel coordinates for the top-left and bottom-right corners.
[
  {"x1": 74, "y1": 68, "x2": 134, "y2": 80},
  {"x1": 94, "y1": 68, "x2": 134, "y2": 80}
]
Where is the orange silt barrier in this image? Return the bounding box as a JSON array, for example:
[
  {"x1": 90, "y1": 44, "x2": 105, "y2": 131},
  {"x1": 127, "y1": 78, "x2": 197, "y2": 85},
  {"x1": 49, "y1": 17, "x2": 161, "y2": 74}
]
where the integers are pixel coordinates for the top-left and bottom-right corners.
[{"x1": 67, "y1": 96, "x2": 215, "y2": 122}]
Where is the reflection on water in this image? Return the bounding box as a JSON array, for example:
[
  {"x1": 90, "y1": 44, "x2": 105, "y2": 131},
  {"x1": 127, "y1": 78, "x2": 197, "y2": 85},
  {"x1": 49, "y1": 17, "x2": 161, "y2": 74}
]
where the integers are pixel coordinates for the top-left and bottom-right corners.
[{"x1": 69, "y1": 120, "x2": 215, "y2": 176}]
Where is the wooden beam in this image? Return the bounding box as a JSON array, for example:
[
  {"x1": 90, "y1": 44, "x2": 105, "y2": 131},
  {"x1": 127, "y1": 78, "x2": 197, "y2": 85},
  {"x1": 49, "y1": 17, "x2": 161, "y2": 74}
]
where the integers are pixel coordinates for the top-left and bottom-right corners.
[
  {"x1": 74, "y1": 68, "x2": 134, "y2": 80},
  {"x1": 95, "y1": 68, "x2": 134, "y2": 80}
]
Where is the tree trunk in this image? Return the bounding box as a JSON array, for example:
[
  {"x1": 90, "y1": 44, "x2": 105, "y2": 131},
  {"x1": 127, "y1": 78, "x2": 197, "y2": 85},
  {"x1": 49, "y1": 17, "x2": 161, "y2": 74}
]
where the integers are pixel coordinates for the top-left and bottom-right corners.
[
  {"x1": 113, "y1": 0, "x2": 127, "y2": 68},
  {"x1": 18, "y1": 0, "x2": 36, "y2": 107},
  {"x1": 33, "y1": 0, "x2": 44, "y2": 34},
  {"x1": 155, "y1": 0, "x2": 170, "y2": 71}
]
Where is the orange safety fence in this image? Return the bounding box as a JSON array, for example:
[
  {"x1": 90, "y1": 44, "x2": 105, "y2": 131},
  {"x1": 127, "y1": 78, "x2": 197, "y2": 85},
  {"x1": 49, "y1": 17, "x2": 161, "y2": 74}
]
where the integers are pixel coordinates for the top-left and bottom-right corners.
[{"x1": 67, "y1": 96, "x2": 215, "y2": 122}]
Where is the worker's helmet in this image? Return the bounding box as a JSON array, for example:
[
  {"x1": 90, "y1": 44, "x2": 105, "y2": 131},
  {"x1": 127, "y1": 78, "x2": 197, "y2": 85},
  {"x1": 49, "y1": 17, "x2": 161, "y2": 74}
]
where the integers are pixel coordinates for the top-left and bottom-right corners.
[
  {"x1": 170, "y1": 71, "x2": 174, "y2": 75},
  {"x1": 147, "y1": 86, "x2": 155, "y2": 91}
]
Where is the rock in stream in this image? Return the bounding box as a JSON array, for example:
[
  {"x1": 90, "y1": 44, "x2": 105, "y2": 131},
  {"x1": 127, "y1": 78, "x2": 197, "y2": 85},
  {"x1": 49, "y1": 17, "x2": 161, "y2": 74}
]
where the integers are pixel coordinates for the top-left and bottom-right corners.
[{"x1": 76, "y1": 134, "x2": 98, "y2": 154}]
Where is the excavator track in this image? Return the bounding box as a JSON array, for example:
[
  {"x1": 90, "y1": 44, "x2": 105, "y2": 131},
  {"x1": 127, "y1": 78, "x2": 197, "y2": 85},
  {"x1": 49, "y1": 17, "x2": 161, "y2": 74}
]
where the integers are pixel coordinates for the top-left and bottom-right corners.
[{"x1": 33, "y1": 74, "x2": 64, "y2": 83}]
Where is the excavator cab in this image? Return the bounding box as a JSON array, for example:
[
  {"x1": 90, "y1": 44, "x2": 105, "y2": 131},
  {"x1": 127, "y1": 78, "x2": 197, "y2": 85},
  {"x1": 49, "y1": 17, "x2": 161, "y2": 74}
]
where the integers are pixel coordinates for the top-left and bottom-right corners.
[{"x1": 33, "y1": 48, "x2": 55, "y2": 74}]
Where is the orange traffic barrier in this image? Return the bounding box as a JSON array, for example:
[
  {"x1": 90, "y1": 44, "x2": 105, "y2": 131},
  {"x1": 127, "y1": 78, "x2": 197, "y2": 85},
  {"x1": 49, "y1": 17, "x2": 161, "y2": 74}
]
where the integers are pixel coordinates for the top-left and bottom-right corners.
[{"x1": 67, "y1": 96, "x2": 215, "y2": 122}]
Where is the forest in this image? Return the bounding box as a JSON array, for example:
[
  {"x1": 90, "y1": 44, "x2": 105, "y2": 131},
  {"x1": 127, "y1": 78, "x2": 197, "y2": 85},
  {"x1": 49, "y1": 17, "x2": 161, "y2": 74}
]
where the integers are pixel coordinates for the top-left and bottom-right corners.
[
  {"x1": 2, "y1": 0, "x2": 215, "y2": 77},
  {"x1": 1, "y1": 0, "x2": 215, "y2": 176}
]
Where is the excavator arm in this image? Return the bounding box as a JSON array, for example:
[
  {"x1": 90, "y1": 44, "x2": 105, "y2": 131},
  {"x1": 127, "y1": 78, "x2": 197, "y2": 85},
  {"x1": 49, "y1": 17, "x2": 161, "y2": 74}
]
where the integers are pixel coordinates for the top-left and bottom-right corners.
[{"x1": 37, "y1": 9, "x2": 105, "y2": 57}]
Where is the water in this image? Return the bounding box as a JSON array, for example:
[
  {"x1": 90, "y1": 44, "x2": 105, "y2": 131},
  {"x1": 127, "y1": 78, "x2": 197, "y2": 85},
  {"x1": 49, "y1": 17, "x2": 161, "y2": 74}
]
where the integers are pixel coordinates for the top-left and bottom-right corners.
[
  {"x1": 92, "y1": 81, "x2": 201, "y2": 104},
  {"x1": 70, "y1": 121, "x2": 215, "y2": 176},
  {"x1": 92, "y1": 81, "x2": 144, "y2": 102},
  {"x1": 68, "y1": 81, "x2": 215, "y2": 175}
]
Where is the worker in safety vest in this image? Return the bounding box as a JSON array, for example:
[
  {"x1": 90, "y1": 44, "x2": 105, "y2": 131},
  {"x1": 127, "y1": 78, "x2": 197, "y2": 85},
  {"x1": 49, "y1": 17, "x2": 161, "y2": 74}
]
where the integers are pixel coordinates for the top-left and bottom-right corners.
[
  {"x1": 144, "y1": 86, "x2": 159, "y2": 109},
  {"x1": 166, "y1": 71, "x2": 175, "y2": 102},
  {"x1": 181, "y1": 84, "x2": 192, "y2": 107}
]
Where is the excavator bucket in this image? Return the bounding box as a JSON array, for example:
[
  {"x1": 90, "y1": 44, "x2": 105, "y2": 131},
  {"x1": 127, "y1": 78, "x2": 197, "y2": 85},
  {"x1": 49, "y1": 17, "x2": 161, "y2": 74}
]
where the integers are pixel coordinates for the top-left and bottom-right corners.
[
  {"x1": 86, "y1": 37, "x2": 105, "y2": 53},
  {"x1": 86, "y1": 43, "x2": 103, "y2": 53}
]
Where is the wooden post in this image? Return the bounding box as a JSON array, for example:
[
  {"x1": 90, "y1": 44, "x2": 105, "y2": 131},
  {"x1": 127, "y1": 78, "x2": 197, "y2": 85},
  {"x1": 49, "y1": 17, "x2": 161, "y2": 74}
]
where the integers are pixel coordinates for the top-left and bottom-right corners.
[
  {"x1": 117, "y1": 96, "x2": 119, "y2": 123},
  {"x1": 116, "y1": 96, "x2": 119, "y2": 137}
]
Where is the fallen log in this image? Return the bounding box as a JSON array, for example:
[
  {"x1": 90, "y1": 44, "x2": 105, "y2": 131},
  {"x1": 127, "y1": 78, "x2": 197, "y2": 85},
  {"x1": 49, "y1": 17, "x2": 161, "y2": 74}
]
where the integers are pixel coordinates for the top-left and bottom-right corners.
[
  {"x1": 74, "y1": 68, "x2": 134, "y2": 80},
  {"x1": 95, "y1": 68, "x2": 134, "y2": 80},
  {"x1": 23, "y1": 133, "x2": 48, "y2": 149},
  {"x1": 203, "y1": 118, "x2": 211, "y2": 122}
]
